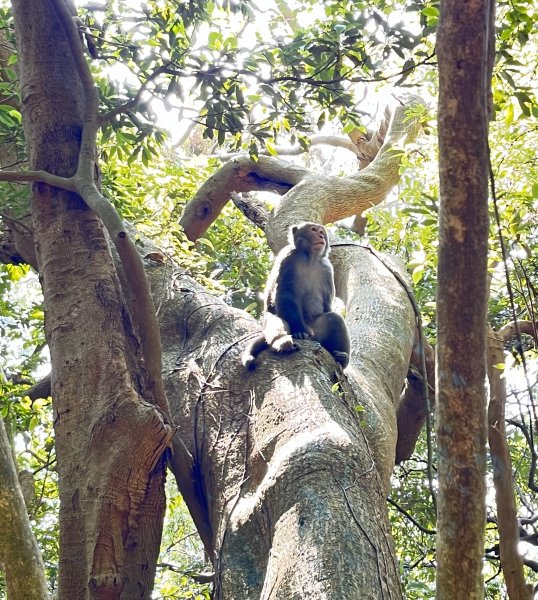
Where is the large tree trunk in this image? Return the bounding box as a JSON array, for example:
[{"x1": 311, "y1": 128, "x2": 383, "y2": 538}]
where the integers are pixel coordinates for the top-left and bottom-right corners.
[
  {"x1": 149, "y1": 236, "x2": 415, "y2": 598},
  {"x1": 12, "y1": 2, "x2": 170, "y2": 598}
]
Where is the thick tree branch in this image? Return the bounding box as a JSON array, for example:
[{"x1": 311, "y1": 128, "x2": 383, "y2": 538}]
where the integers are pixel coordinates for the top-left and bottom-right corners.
[
  {"x1": 265, "y1": 95, "x2": 424, "y2": 250},
  {"x1": 0, "y1": 170, "x2": 76, "y2": 189},
  {"x1": 51, "y1": 0, "x2": 99, "y2": 172},
  {"x1": 180, "y1": 155, "x2": 309, "y2": 241},
  {"x1": 498, "y1": 320, "x2": 538, "y2": 344},
  {"x1": 181, "y1": 95, "x2": 425, "y2": 249}
]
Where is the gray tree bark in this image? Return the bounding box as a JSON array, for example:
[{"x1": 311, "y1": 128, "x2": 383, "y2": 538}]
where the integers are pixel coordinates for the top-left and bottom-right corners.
[
  {"x1": 171, "y1": 93, "x2": 424, "y2": 598},
  {"x1": 150, "y1": 238, "x2": 415, "y2": 599},
  {"x1": 2, "y1": 2, "x2": 424, "y2": 598}
]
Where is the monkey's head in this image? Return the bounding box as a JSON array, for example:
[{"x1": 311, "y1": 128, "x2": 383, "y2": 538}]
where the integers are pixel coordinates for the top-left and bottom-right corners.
[{"x1": 291, "y1": 222, "x2": 329, "y2": 257}]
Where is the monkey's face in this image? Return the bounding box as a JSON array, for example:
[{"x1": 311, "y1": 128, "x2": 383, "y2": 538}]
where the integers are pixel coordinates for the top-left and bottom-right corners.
[{"x1": 292, "y1": 223, "x2": 328, "y2": 257}]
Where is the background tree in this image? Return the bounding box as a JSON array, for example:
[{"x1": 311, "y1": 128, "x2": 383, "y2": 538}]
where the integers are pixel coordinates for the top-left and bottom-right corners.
[
  {"x1": 0, "y1": 0, "x2": 537, "y2": 598},
  {"x1": 436, "y1": 0, "x2": 494, "y2": 596}
]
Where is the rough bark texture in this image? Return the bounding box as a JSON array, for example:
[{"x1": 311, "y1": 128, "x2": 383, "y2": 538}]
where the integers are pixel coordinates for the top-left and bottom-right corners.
[
  {"x1": 180, "y1": 156, "x2": 308, "y2": 241},
  {"x1": 150, "y1": 238, "x2": 415, "y2": 598},
  {"x1": 171, "y1": 92, "x2": 423, "y2": 598},
  {"x1": 436, "y1": 0, "x2": 494, "y2": 596},
  {"x1": 12, "y1": 2, "x2": 170, "y2": 598},
  {"x1": 0, "y1": 416, "x2": 50, "y2": 600},
  {"x1": 330, "y1": 244, "x2": 416, "y2": 488}
]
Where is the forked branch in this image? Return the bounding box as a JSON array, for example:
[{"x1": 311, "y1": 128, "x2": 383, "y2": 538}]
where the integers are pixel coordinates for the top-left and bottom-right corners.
[{"x1": 180, "y1": 95, "x2": 425, "y2": 247}]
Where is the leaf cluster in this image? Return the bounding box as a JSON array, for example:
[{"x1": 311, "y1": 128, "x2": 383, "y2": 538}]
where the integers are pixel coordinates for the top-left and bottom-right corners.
[{"x1": 77, "y1": 0, "x2": 435, "y2": 155}]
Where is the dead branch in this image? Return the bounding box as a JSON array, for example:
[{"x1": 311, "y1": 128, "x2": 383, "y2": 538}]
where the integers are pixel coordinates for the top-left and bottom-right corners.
[
  {"x1": 348, "y1": 104, "x2": 392, "y2": 169},
  {"x1": 487, "y1": 325, "x2": 533, "y2": 599}
]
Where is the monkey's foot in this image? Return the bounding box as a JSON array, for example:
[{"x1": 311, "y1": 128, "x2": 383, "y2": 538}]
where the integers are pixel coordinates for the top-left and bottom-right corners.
[
  {"x1": 272, "y1": 335, "x2": 299, "y2": 353},
  {"x1": 292, "y1": 332, "x2": 313, "y2": 340},
  {"x1": 242, "y1": 353, "x2": 257, "y2": 370},
  {"x1": 332, "y1": 351, "x2": 349, "y2": 369}
]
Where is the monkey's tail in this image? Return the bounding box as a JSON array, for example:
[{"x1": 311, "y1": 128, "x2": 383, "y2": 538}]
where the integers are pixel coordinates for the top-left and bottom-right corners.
[{"x1": 242, "y1": 335, "x2": 269, "y2": 370}]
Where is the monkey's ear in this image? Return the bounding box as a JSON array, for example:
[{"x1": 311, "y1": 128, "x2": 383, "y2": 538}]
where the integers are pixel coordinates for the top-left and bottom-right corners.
[{"x1": 290, "y1": 225, "x2": 299, "y2": 243}]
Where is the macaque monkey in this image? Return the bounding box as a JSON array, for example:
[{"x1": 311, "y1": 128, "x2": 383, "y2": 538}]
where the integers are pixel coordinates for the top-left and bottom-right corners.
[{"x1": 242, "y1": 223, "x2": 350, "y2": 369}]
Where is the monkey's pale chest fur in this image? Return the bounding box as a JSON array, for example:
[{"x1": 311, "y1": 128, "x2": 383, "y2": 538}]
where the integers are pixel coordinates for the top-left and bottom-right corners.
[{"x1": 294, "y1": 256, "x2": 333, "y2": 322}]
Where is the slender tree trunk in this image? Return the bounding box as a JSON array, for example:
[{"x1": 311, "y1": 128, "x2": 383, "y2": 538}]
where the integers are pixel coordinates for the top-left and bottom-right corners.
[
  {"x1": 436, "y1": 0, "x2": 495, "y2": 597},
  {"x1": 487, "y1": 327, "x2": 532, "y2": 600},
  {"x1": 0, "y1": 416, "x2": 49, "y2": 600}
]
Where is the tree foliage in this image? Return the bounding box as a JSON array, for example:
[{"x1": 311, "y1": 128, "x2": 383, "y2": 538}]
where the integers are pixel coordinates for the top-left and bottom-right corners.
[{"x1": 0, "y1": 0, "x2": 537, "y2": 597}]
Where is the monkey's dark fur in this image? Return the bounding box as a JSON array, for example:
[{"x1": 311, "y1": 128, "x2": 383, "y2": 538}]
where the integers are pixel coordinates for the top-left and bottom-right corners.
[{"x1": 242, "y1": 222, "x2": 350, "y2": 369}]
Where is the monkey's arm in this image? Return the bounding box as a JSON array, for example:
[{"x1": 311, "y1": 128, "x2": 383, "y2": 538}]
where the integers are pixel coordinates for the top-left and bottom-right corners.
[
  {"x1": 274, "y1": 262, "x2": 312, "y2": 337},
  {"x1": 322, "y1": 264, "x2": 336, "y2": 313},
  {"x1": 276, "y1": 293, "x2": 311, "y2": 337}
]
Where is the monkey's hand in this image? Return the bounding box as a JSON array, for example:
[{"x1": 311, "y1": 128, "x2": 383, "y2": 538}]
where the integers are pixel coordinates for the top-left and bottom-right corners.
[{"x1": 292, "y1": 328, "x2": 314, "y2": 340}]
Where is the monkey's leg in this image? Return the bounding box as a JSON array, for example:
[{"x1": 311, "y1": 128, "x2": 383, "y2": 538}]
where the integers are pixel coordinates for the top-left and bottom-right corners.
[
  {"x1": 264, "y1": 313, "x2": 298, "y2": 353},
  {"x1": 311, "y1": 312, "x2": 350, "y2": 368},
  {"x1": 243, "y1": 314, "x2": 298, "y2": 369}
]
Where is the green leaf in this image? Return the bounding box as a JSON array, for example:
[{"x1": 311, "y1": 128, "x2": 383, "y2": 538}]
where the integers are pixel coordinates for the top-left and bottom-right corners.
[
  {"x1": 208, "y1": 31, "x2": 222, "y2": 48},
  {"x1": 265, "y1": 140, "x2": 278, "y2": 156},
  {"x1": 412, "y1": 264, "x2": 424, "y2": 285},
  {"x1": 422, "y1": 6, "x2": 439, "y2": 17},
  {"x1": 196, "y1": 237, "x2": 214, "y2": 251}
]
